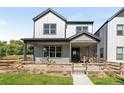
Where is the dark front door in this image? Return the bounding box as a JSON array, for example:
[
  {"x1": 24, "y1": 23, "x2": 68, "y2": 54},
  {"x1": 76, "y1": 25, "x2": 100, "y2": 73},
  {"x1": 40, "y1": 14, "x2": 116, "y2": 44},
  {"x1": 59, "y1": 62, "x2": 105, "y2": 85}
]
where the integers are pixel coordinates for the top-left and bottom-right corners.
[{"x1": 71, "y1": 48, "x2": 80, "y2": 62}]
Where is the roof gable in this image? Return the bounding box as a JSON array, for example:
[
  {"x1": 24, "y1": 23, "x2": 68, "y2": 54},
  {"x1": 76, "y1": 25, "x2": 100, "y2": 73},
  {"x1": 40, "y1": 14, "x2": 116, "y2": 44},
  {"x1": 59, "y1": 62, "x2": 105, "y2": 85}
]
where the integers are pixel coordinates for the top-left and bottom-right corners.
[
  {"x1": 95, "y1": 7, "x2": 124, "y2": 34},
  {"x1": 33, "y1": 8, "x2": 67, "y2": 22},
  {"x1": 69, "y1": 31, "x2": 100, "y2": 42}
]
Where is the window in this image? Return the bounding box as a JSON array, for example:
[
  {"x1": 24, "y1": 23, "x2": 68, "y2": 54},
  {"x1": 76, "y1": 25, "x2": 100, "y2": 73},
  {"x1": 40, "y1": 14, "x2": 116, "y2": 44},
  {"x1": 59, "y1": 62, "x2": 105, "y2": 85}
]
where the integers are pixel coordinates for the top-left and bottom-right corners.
[
  {"x1": 100, "y1": 48, "x2": 104, "y2": 58},
  {"x1": 44, "y1": 24, "x2": 56, "y2": 34},
  {"x1": 43, "y1": 46, "x2": 62, "y2": 57},
  {"x1": 76, "y1": 26, "x2": 88, "y2": 34},
  {"x1": 116, "y1": 47, "x2": 123, "y2": 60},
  {"x1": 83, "y1": 26, "x2": 88, "y2": 32},
  {"x1": 50, "y1": 47, "x2": 55, "y2": 57},
  {"x1": 117, "y1": 25, "x2": 124, "y2": 35},
  {"x1": 76, "y1": 27, "x2": 82, "y2": 33},
  {"x1": 56, "y1": 47, "x2": 62, "y2": 57}
]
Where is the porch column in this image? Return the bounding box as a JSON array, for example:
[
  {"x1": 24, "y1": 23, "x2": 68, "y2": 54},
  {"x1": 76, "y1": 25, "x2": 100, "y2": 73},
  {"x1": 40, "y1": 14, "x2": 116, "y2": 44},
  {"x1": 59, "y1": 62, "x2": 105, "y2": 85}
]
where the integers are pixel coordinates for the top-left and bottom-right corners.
[
  {"x1": 96, "y1": 43, "x2": 100, "y2": 63},
  {"x1": 69, "y1": 42, "x2": 72, "y2": 62},
  {"x1": 24, "y1": 41, "x2": 27, "y2": 61}
]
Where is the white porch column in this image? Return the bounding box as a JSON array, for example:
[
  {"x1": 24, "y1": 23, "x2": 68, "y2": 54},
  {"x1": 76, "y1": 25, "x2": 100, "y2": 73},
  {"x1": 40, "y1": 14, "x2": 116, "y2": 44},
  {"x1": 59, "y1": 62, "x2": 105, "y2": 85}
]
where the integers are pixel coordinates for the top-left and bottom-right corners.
[
  {"x1": 69, "y1": 42, "x2": 72, "y2": 62},
  {"x1": 97, "y1": 43, "x2": 100, "y2": 63}
]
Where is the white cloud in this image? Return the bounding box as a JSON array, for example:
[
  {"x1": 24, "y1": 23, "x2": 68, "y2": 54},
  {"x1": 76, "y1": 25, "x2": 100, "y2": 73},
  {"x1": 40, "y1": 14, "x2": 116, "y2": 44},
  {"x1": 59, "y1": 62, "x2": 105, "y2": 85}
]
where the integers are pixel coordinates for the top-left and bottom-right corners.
[{"x1": 0, "y1": 20, "x2": 7, "y2": 25}]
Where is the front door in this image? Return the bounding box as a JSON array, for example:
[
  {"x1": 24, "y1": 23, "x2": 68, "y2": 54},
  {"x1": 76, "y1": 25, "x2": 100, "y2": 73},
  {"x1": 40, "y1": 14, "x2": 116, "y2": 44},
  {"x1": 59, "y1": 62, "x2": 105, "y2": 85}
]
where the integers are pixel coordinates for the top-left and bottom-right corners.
[{"x1": 71, "y1": 48, "x2": 80, "y2": 62}]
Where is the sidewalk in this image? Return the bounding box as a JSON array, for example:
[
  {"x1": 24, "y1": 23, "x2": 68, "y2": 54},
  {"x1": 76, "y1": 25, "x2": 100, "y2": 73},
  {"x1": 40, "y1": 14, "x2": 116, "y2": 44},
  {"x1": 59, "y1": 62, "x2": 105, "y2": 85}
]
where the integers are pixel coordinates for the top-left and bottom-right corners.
[{"x1": 72, "y1": 71, "x2": 93, "y2": 85}]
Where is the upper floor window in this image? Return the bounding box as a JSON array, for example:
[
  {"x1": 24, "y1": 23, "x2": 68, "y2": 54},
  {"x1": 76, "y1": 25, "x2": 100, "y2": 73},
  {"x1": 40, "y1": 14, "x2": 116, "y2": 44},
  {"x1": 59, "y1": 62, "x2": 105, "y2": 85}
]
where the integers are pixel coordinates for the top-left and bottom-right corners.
[
  {"x1": 117, "y1": 24, "x2": 124, "y2": 36},
  {"x1": 76, "y1": 26, "x2": 88, "y2": 34},
  {"x1": 44, "y1": 24, "x2": 56, "y2": 34}
]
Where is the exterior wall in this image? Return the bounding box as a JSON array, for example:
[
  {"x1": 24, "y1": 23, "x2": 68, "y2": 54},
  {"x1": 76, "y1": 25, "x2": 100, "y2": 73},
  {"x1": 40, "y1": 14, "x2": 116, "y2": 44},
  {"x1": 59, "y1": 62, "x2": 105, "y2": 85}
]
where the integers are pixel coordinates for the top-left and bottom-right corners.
[
  {"x1": 107, "y1": 17, "x2": 124, "y2": 63},
  {"x1": 95, "y1": 24, "x2": 107, "y2": 60},
  {"x1": 66, "y1": 24, "x2": 93, "y2": 38},
  {"x1": 34, "y1": 44, "x2": 70, "y2": 63},
  {"x1": 34, "y1": 12, "x2": 66, "y2": 38}
]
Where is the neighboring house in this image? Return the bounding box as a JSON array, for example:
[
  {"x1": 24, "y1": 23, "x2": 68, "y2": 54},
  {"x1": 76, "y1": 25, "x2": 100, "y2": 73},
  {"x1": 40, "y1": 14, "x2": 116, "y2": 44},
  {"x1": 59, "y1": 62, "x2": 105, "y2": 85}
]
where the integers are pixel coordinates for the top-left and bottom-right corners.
[
  {"x1": 95, "y1": 8, "x2": 124, "y2": 63},
  {"x1": 21, "y1": 8, "x2": 100, "y2": 63}
]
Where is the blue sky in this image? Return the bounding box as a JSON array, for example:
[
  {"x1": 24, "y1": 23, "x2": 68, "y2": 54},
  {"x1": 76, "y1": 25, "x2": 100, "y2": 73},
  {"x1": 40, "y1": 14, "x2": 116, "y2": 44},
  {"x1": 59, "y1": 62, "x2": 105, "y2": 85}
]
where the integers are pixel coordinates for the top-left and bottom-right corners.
[{"x1": 0, "y1": 7, "x2": 121, "y2": 42}]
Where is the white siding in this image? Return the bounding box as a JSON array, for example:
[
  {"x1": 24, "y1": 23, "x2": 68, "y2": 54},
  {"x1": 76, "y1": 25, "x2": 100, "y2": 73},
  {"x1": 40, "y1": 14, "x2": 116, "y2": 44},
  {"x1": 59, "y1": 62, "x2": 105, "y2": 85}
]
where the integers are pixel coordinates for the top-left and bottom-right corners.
[
  {"x1": 66, "y1": 24, "x2": 93, "y2": 38},
  {"x1": 107, "y1": 17, "x2": 124, "y2": 63},
  {"x1": 34, "y1": 12, "x2": 66, "y2": 38}
]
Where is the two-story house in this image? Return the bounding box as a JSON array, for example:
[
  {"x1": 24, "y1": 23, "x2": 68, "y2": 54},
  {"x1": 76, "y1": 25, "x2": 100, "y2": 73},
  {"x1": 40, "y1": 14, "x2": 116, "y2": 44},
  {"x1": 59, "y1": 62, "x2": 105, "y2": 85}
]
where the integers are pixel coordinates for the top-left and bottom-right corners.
[
  {"x1": 95, "y1": 8, "x2": 124, "y2": 63},
  {"x1": 21, "y1": 8, "x2": 100, "y2": 63}
]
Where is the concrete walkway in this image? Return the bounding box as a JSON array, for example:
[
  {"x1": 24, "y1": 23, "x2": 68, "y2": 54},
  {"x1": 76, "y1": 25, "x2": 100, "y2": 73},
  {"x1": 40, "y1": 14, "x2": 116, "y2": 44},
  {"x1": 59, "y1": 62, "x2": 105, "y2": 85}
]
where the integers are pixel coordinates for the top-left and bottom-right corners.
[{"x1": 72, "y1": 72, "x2": 93, "y2": 85}]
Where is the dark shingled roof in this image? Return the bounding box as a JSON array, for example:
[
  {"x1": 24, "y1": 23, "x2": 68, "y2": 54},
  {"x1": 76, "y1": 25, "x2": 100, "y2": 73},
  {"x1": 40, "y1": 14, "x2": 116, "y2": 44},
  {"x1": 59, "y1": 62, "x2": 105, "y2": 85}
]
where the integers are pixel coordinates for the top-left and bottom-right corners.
[
  {"x1": 21, "y1": 31, "x2": 100, "y2": 42},
  {"x1": 33, "y1": 8, "x2": 67, "y2": 22}
]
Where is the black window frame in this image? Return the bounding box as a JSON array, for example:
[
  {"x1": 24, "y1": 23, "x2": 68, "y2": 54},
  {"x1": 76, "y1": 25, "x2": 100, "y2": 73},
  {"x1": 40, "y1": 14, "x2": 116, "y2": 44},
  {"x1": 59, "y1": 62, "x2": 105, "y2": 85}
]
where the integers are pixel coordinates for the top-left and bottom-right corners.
[
  {"x1": 76, "y1": 26, "x2": 88, "y2": 34},
  {"x1": 117, "y1": 24, "x2": 124, "y2": 36},
  {"x1": 43, "y1": 24, "x2": 56, "y2": 35},
  {"x1": 116, "y1": 47, "x2": 124, "y2": 60},
  {"x1": 43, "y1": 46, "x2": 62, "y2": 58}
]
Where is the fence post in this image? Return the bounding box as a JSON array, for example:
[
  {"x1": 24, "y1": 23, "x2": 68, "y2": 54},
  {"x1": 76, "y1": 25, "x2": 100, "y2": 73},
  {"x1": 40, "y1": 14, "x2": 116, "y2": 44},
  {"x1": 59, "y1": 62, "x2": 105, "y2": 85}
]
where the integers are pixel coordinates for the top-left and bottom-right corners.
[
  {"x1": 119, "y1": 62, "x2": 122, "y2": 76},
  {"x1": 71, "y1": 62, "x2": 74, "y2": 74},
  {"x1": 85, "y1": 61, "x2": 88, "y2": 75}
]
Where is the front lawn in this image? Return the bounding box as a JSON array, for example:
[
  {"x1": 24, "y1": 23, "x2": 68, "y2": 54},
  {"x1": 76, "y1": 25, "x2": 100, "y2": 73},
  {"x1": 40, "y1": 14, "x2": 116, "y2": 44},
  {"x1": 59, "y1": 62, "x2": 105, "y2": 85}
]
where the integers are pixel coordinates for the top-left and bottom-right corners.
[
  {"x1": 0, "y1": 73, "x2": 73, "y2": 85},
  {"x1": 89, "y1": 75, "x2": 124, "y2": 85}
]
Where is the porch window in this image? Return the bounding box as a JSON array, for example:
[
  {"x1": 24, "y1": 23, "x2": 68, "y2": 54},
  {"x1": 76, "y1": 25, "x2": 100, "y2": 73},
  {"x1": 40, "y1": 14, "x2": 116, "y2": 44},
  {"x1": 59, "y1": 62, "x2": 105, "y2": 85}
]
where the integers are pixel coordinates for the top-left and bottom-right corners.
[
  {"x1": 44, "y1": 24, "x2": 56, "y2": 34},
  {"x1": 76, "y1": 26, "x2": 88, "y2": 34},
  {"x1": 43, "y1": 46, "x2": 62, "y2": 57},
  {"x1": 116, "y1": 47, "x2": 124, "y2": 60},
  {"x1": 117, "y1": 25, "x2": 124, "y2": 35}
]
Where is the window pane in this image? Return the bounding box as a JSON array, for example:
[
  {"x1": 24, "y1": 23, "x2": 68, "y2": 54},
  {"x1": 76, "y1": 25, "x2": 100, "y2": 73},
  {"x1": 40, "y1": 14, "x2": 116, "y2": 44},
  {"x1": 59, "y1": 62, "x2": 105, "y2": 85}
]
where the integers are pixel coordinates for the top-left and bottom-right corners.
[
  {"x1": 50, "y1": 47, "x2": 55, "y2": 57},
  {"x1": 76, "y1": 27, "x2": 82, "y2": 33},
  {"x1": 44, "y1": 24, "x2": 49, "y2": 34},
  {"x1": 51, "y1": 30, "x2": 56, "y2": 34},
  {"x1": 117, "y1": 54, "x2": 123, "y2": 60},
  {"x1": 44, "y1": 30, "x2": 49, "y2": 34},
  {"x1": 117, "y1": 25, "x2": 123, "y2": 30},
  {"x1": 117, "y1": 30, "x2": 123, "y2": 35},
  {"x1": 51, "y1": 24, "x2": 56, "y2": 29},
  {"x1": 56, "y1": 47, "x2": 61, "y2": 57},
  {"x1": 100, "y1": 48, "x2": 104, "y2": 58},
  {"x1": 83, "y1": 26, "x2": 88, "y2": 32},
  {"x1": 117, "y1": 25, "x2": 123, "y2": 35},
  {"x1": 117, "y1": 47, "x2": 123, "y2": 54},
  {"x1": 117, "y1": 47, "x2": 123, "y2": 60}
]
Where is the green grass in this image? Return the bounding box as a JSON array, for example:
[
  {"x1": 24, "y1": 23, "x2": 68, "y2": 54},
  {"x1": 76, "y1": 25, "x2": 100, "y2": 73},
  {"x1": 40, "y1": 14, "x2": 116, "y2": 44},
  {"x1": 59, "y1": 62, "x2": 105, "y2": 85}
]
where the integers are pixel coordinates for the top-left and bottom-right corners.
[
  {"x1": 89, "y1": 75, "x2": 124, "y2": 85},
  {"x1": 0, "y1": 73, "x2": 73, "y2": 85}
]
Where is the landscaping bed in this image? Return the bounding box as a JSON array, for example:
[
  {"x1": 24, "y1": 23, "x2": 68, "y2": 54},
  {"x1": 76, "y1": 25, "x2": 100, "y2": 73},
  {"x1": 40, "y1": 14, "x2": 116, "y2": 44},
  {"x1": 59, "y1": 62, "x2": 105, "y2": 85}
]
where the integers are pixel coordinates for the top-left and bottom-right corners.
[
  {"x1": 0, "y1": 73, "x2": 73, "y2": 85},
  {"x1": 89, "y1": 75, "x2": 124, "y2": 85}
]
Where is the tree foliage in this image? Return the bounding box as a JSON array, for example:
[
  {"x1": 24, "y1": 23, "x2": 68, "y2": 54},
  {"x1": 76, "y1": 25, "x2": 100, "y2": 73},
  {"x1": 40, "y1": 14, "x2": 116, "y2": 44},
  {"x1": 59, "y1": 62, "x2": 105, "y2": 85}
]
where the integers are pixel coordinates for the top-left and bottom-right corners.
[{"x1": 0, "y1": 40, "x2": 33, "y2": 57}]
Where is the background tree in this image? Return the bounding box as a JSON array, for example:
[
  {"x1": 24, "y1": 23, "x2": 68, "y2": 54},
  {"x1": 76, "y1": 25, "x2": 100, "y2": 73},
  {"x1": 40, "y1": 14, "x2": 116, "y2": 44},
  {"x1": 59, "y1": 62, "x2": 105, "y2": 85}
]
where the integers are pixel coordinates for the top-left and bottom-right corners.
[{"x1": 0, "y1": 41, "x2": 7, "y2": 57}]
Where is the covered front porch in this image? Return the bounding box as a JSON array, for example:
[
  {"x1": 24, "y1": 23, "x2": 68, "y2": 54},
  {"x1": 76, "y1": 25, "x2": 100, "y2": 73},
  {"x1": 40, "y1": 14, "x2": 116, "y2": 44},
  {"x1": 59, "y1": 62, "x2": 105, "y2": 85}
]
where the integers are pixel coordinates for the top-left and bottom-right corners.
[{"x1": 21, "y1": 32, "x2": 100, "y2": 63}]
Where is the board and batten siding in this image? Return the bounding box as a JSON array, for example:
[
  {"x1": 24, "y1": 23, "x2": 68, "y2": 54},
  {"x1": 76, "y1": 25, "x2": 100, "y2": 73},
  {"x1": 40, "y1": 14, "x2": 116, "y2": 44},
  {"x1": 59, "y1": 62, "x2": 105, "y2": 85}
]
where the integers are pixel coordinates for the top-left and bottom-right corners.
[
  {"x1": 66, "y1": 24, "x2": 93, "y2": 38},
  {"x1": 34, "y1": 44, "x2": 70, "y2": 63},
  {"x1": 107, "y1": 17, "x2": 124, "y2": 63},
  {"x1": 95, "y1": 24, "x2": 107, "y2": 60},
  {"x1": 34, "y1": 12, "x2": 66, "y2": 38}
]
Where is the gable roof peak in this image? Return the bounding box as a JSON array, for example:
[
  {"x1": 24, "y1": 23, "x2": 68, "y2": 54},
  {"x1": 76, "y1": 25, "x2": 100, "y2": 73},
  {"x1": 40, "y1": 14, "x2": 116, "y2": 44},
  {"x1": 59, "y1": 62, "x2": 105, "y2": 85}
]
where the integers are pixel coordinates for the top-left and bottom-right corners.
[{"x1": 33, "y1": 8, "x2": 67, "y2": 21}]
